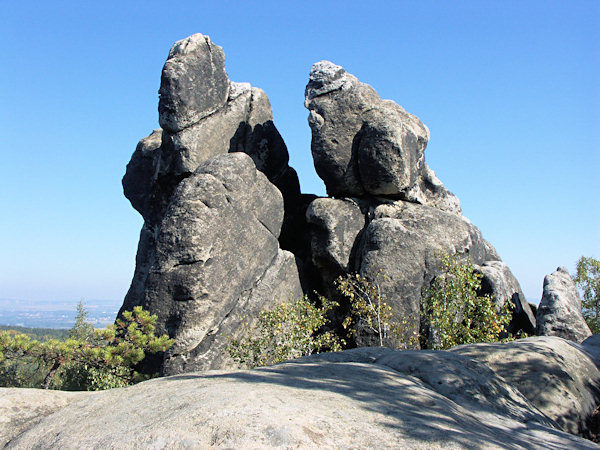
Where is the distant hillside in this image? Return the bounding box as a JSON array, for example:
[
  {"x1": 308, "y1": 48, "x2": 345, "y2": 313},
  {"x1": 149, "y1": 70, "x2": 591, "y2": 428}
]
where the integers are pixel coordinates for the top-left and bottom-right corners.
[
  {"x1": 0, "y1": 298, "x2": 119, "y2": 329},
  {"x1": 0, "y1": 325, "x2": 69, "y2": 341}
]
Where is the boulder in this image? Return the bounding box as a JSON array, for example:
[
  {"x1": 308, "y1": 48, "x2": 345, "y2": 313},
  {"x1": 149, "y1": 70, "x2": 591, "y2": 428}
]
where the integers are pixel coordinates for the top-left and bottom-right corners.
[
  {"x1": 356, "y1": 200, "x2": 499, "y2": 337},
  {"x1": 305, "y1": 60, "x2": 459, "y2": 214},
  {"x1": 476, "y1": 260, "x2": 536, "y2": 335},
  {"x1": 158, "y1": 33, "x2": 229, "y2": 133},
  {"x1": 536, "y1": 267, "x2": 592, "y2": 343},
  {"x1": 121, "y1": 129, "x2": 163, "y2": 223},
  {"x1": 135, "y1": 153, "x2": 302, "y2": 375},
  {"x1": 5, "y1": 340, "x2": 597, "y2": 449},
  {"x1": 452, "y1": 336, "x2": 600, "y2": 438}
]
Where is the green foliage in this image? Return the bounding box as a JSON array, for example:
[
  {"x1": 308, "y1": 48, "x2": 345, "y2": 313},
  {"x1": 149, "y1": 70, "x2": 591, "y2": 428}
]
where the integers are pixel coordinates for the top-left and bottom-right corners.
[
  {"x1": 69, "y1": 300, "x2": 96, "y2": 343},
  {"x1": 336, "y1": 273, "x2": 419, "y2": 349},
  {"x1": 0, "y1": 305, "x2": 174, "y2": 390},
  {"x1": 228, "y1": 296, "x2": 343, "y2": 368},
  {"x1": 422, "y1": 253, "x2": 513, "y2": 350},
  {"x1": 574, "y1": 256, "x2": 600, "y2": 334}
]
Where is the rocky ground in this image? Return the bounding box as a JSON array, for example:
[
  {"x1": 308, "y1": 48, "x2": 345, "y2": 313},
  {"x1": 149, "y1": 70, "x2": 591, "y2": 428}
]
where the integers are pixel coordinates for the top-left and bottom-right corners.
[{"x1": 1, "y1": 336, "x2": 599, "y2": 448}]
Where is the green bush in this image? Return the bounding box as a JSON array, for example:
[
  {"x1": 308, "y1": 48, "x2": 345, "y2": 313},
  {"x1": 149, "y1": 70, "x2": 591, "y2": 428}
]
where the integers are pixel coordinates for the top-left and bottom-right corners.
[
  {"x1": 336, "y1": 273, "x2": 419, "y2": 349},
  {"x1": 421, "y1": 253, "x2": 513, "y2": 350},
  {"x1": 228, "y1": 296, "x2": 343, "y2": 368},
  {"x1": 0, "y1": 306, "x2": 173, "y2": 390},
  {"x1": 574, "y1": 256, "x2": 600, "y2": 334}
]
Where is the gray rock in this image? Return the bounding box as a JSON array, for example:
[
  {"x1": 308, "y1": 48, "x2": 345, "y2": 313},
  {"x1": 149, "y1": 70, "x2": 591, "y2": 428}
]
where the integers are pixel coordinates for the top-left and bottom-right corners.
[
  {"x1": 312, "y1": 347, "x2": 555, "y2": 428},
  {"x1": 135, "y1": 153, "x2": 301, "y2": 375},
  {"x1": 582, "y1": 334, "x2": 600, "y2": 368},
  {"x1": 405, "y1": 163, "x2": 462, "y2": 214},
  {"x1": 306, "y1": 197, "x2": 365, "y2": 279},
  {"x1": 452, "y1": 336, "x2": 600, "y2": 438},
  {"x1": 123, "y1": 34, "x2": 300, "y2": 233},
  {"x1": 120, "y1": 35, "x2": 306, "y2": 374},
  {"x1": 305, "y1": 61, "x2": 459, "y2": 213},
  {"x1": 537, "y1": 266, "x2": 592, "y2": 343},
  {"x1": 6, "y1": 341, "x2": 597, "y2": 449},
  {"x1": 476, "y1": 260, "x2": 536, "y2": 335},
  {"x1": 158, "y1": 34, "x2": 229, "y2": 133},
  {"x1": 0, "y1": 388, "x2": 88, "y2": 447},
  {"x1": 356, "y1": 200, "x2": 499, "y2": 340},
  {"x1": 122, "y1": 129, "x2": 162, "y2": 223}
]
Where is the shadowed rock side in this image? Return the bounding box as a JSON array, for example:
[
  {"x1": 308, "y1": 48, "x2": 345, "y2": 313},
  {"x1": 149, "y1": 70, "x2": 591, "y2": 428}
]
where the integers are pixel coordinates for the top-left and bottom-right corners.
[
  {"x1": 3, "y1": 338, "x2": 598, "y2": 448},
  {"x1": 536, "y1": 266, "x2": 592, "y2": 343},
  {"x1": 303, "y1": 61, "x2": 535, "y2": 342}
]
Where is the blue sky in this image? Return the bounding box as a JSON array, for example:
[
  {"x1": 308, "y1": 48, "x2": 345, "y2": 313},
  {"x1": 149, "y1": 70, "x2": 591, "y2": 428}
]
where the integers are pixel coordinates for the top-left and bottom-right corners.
[{"x1": 1, "y1": 0, "x2": 598, "y2": 310}]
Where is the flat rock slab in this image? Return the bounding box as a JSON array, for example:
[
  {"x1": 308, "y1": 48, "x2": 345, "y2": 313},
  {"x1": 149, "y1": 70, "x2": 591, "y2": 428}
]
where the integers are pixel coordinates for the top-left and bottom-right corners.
[
  {"x1": 0, "y1": 388, "x2": 89, "y2": 447},
  {"x1": 4, "y1": 340, "x2": 597, "y2": 449}
]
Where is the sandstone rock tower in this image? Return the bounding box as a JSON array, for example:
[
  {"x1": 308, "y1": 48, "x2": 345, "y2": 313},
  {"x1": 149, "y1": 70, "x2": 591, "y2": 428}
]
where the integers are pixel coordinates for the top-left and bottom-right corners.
[{"x1": 121, "y1": 34, "x2": 537, "y2": 374}]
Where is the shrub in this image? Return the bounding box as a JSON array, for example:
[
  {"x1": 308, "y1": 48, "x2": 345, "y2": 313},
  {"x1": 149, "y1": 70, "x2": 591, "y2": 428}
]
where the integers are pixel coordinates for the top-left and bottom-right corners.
[
  {"x1": 228, "y1": 296, "x2": 343, "y2": 368},
  {"x1": 421, "y1": 253, "x2": 513, "y2": 350},
  {"x1": 0, "y1": 306, "x2": 173, "y2": 390},
  {"x1": 336, "y1": 273, "x2": 419, "y2": 349},
  {"x1": 574, "y1": 256, "x2": 600, "y2": 334}
]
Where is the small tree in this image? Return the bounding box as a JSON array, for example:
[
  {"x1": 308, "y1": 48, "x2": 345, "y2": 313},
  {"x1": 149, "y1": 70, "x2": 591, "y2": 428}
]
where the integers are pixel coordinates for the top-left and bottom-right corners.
[
  {"x1": 422, "y1": 253, "x2": 513, "y2": 350},
  {"x1": 69, "y1": 300, "x2": 96, "y2": 343},
  {"x1": 336, "y1": 273, "x2": 419, "y2": 349},
  {"x1": 574, "y1": 256, "x2": 600, "y2": 334},
  {"x1": 228, "y1": 296, "x2": 343, "y2": 369}
]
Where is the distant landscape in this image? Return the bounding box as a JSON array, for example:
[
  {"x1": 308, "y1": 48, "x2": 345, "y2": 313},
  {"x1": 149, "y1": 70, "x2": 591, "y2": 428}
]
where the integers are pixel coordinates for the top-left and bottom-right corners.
[{"x1": 0, "y1": 298, "x2": 120, "y2": 329}]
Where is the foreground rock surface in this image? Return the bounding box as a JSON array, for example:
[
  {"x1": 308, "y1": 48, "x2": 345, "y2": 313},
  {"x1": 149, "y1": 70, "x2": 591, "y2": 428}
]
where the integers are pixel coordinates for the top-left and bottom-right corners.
[
  {"x1": 3, "y1": 338, "x2": 598, "y2": 449},
  {"x1": 536, "y1": 266, "x2": 592, "y2": 343},
  {"x1": 0, "y1": 389, "x2": 87, "y2": 447},
  {"x1": 452, "y1": 336, "x2": 600, "y2": 437}
]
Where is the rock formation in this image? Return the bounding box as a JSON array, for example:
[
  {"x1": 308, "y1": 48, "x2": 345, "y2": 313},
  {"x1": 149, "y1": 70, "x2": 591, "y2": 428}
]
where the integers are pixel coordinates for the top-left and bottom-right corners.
[
  {"x1": 3, "y1": 338, "x2": 598, "y2": 448},
  {"x1": 120, "y1": 33, "x2": 591, "y2": 374},
  {"x1": 303, "y1": 61, "x2": 532, "y2": 341},
  {"x1": 121, "y1": 34, "x2": 303, "y2": 374},
  {"x1": 536, "y1": 266, "x2": 592, "y2": 343}
]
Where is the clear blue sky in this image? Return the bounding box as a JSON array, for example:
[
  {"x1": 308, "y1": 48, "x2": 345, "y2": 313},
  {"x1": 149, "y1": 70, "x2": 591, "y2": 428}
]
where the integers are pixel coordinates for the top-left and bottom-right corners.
[{"x1": 1, "y1": 0, "x2": 598, "y2": 310}]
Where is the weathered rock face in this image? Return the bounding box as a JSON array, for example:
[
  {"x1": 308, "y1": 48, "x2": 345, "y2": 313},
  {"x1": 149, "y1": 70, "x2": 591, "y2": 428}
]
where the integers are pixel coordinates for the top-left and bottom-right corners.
[
  {"x1": 137, "y1": 153, "x2": 302, "y2": 375},
  {"x1": 305, "y1": 61, "x2": 460, "y2": 213},
  {"x1": 123, "y1": 33, "x2": 300, "y2": 229},
  {"x1": 0, "y1": 389, "x2": 87, "y2": 447},
  {"x1": 358, "y1": 201, "x2": 499, "y2": 333},
  {"x1": 306, "y1": 196, "x2": 502, "y2": 339},
  {"x1": 121, "y1": 34, "x2": 303, "y2": 374},
  {"x1": 537, "y1": 267, "x2": 592, "y2": 343},
  {"x1": 158, "y1": 33, "x2": 229, "y2": 133},
  {"x1": 476, "y1": 260, "x2": 537, "y2": 335},
  {"x1": 4, "y1": 338, "x2": 598, "y2": 448},
  {"x1": 452, "y1": 336, "x2": 600, "y2": 438},
  {"x1": 120, "y1": 34, "x2": 562, "y2": 374}
]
